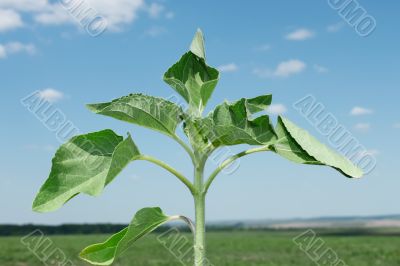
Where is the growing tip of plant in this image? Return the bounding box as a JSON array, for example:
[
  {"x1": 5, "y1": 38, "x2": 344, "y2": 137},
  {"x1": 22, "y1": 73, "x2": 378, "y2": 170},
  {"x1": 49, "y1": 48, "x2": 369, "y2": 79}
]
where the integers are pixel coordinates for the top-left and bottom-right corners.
[{"x1": 190, "y1": 28, "x2": 206, "y2": 59}]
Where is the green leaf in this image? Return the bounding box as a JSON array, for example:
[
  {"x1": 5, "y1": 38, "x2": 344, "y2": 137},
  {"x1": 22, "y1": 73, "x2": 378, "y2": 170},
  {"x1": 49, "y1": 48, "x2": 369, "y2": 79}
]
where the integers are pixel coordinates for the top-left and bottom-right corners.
[
  {"x1": 189, "y1": 95, "x2": 276, "y2": 149},
  {"x1": 87, "y1": 93, "x2": 183, "y2": 137},
  {"x1": 270, "y1": 116, "x2": 363, "y2": 178},
  {"x1": 164, "y1": 31, "x2": 219, "y2": 116},
  {"x1": 32, "y1": 130, "x2": 140, "y2": 212},
  {"x1": 80, "y1": 207, "x2": 173, "y2": 265},
  {"x1": 190, "y1": 28, "x2": 206, "y2": 59}
]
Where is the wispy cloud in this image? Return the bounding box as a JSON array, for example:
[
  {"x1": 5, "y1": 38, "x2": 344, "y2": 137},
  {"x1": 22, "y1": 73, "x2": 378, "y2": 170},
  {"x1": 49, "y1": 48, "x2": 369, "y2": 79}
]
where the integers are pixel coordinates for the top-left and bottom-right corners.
[
  {"x1": 274, "y1": 60, "x2": 306, "y2": 77},
  {"x1": 0, "y1": 9, "x2": 23, "y2": 32},
  {"x1": 350, "y1": 106, "x2": 373, "y2": 116},
  {"x1": 147, "y1": 3, "x2": 165, "y2": 19},
  {"x1": 314, "y1": 64, "x2": 329, "y2": 73},
  {"x1": 0, "y1": 42, "x2": 36, "y2": 59},
  {"x1": 327, "y1": 22, "x2": 345, "y2": 33},
  {"x1": 0, "y1": 46, "x2": 5, "y2": 58},
  {"x1": 354, "y1": 123, "x2": 371, "y2": 132},
  {"x1": 165, "y1": 11, "x2": 174, "y2": 19},
  {"x1": 285, "y1": 28, "x2": 315, "y2": 41},
  {"x1": 217, "y1": 63, "x2": 238, "y2": 73},
  {"x1": 267, "y1": 104, "x2": 287, "y2": 115},
  {"x1": 38, "y1": 88, "x2": 64, "y2": 102},
  {"x1": 393, "y1": 123, "x2": 400, "y2": 129},
  {"x1": 255, "y1": 44, "x2": 271, "y2": 52},
  {"x1": 254, "y1": 59, "x2": 306, "y2": 78},
  {"x1": 144, "y1": 26, "x2": 167, "y2": 37}
]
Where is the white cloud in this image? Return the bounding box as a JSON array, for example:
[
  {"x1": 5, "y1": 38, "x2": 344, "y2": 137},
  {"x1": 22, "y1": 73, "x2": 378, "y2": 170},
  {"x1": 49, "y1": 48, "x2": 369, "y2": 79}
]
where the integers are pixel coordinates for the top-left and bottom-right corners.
[
  {"x1": 34, "y1": 4, "x2": 72, "y2": 25},
  {"x1": 254, "y1": 59, "x2": 306, "y2": 78},
  {"x1": 314, "y1": 64, "x2": 328, "y2": 73},
  {"x1": 354, "y1": 123, "x2": 371, "y2": 132},
  {"x1": 274, "y1": 60, "x2": 306, "y2": 77},
  {"x1": 267, "y1": 104, "x2": 287, "y2": 115},
  {"x1": 0, "y1": 0, "x2": 48, "y2": 12},
  {"x1": 147, "y1": 3, "x2": 164, "y2": 18},
  {"x1": 217, "y1": 63, "x2": 238, "y2": 73},
  {"x1": 0, "y1": 42, "x2": 36, "y2": 59},
  {"x1": 350, "y1": 106, "x2": 373, "y2": 116},
  {"x1": 285, "y1": 28, "x2": 315, "y2": 41},
  {"x1": 327, "y1": 22, "x2": 345, "y2": 32},
  {"x1": 0, "y1": 9, "x2": 23, "y2": 32},
  {"x1": 2, "y1": 0, "x2": 148, "y2": 32},
  {"x1": 34, "y1": 0, "x2": 146, "y2": 31},
  {"x1": 393, "y1": 123, "x2": 400, "y2": 129},
  {"x1": 38, "y1": 88, "x2": 64, "y2": 102},
  {"x1": 72, "y1": 0, "x2": 144, "y2": 31}
]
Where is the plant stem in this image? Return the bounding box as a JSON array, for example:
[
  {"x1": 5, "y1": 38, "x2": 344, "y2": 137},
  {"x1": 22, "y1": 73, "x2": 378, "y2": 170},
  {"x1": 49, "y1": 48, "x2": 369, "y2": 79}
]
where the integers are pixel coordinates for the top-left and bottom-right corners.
[
  {"x1": 194, "y1": 193, "x2": 206, "y2": 266},
  {"x1": 173, "y1": 134, "x2": 196, "y2": 163},
  {"x1": 203, "y1": 145, "x2": 270, "y2": 193},
  {"x1": 138, "y1": 155, "x2": 195, "y2": 194},
  {"x1": 193, "y1": 156, "x2": 206, "y2": 266},
  {"x1": 169, "y1": 215, "x2": 195, "y2": 234}
]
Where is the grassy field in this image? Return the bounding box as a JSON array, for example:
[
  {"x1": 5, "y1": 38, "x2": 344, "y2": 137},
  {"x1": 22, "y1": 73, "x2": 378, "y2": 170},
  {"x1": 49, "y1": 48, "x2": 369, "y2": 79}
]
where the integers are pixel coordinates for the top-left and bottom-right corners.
[{"x1": 1, "y1": 231, "x2": 399, "y2": 266}]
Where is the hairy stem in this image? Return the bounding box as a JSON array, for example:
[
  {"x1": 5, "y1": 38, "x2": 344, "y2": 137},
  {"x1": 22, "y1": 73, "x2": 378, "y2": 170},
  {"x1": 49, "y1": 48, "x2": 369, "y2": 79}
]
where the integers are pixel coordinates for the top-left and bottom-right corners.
[
  {"x1": 138, "y1": 155, "x2": 195, "y2": 194},
  {"x1": 194, "y1": 193, "x2": 206, "y2": 266},
  {"x1": 193, "y1": 156, "x2": 207, "y2": 266},
  {"x1": 203, "y1": 145, "x2": 270, "y2": 193}
]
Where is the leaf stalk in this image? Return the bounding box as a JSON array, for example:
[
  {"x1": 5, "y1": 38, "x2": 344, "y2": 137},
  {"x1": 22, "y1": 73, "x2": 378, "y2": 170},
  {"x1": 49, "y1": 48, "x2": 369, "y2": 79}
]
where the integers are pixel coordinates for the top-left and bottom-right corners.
[
  {"x1": 204, "y1": 145, "x2": 270, "y2": 193},
  {"x1": 138, "y1": 155, "x2": 195, "y2": 194}
]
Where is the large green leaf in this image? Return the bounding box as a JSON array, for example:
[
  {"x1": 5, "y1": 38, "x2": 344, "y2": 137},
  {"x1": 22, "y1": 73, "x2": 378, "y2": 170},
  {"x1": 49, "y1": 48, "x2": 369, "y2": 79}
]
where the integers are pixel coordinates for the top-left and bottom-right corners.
[
  {"x1": 32, "y1": 130, "x2": 140, "y2": 212},
  {"x1": 163, "y1": 30, "x2": 219, "y2": 116},
  {"x1": 188, "y1": 95, "x2": 276, "y2": 149},
  {"x1": 87, "y1": 94, "x2": 183, "y2": 137},
  {"x1": 270, "y1": 116, "x2": 363, "y2": 178},
  {"x1": 80, "y1": 207, "x2": 173, "y2": 265}
]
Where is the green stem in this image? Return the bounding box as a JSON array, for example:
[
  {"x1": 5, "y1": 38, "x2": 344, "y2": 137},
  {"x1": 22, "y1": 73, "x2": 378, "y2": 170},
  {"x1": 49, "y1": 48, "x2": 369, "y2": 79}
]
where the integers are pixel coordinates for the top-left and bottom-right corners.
[
  {"x1": 194, "y1": 193, "x2": 206, "y2": 266},
  {"x1": 172, "y1": 134, "x2": 196, "y2": 163},
  {"x1": 193, "y1": 156, "x2": 206, "y2": 266},
  {"x1": 203, "y1": 145, "x2": 270, "y2": 193},
  {"x1": 138, "y1": 155, "x2": 195, "y2": 194},
  {"x1": 169, "y1": 215, "x2": 195, "y2": 234}
]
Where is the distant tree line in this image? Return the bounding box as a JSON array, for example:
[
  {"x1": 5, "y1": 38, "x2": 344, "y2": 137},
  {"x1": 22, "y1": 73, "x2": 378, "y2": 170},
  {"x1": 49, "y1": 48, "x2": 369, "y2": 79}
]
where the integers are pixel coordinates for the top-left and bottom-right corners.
[
  {"x1": 2, "y1": 223, "x2": 398, "y2": 237},
  {"x1": 0, "y1": 224, "x2": 129, "y2": 236},
  {"x1": 0, "y1": 223, "x2": 244, "y2": 236}
]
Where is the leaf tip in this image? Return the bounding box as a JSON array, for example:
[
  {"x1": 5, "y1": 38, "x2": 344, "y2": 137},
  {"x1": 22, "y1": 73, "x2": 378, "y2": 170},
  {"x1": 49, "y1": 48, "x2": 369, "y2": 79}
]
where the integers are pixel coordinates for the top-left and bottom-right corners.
[
  {"x1": 190, "y1": 28, "x2": 206, "y2": 59},
  {"x1": 86, "y1": 103, "x2": 98, "y2": 113},
  {"x1": 32, "y1": 196, "x2": 46, "y2": 213}
]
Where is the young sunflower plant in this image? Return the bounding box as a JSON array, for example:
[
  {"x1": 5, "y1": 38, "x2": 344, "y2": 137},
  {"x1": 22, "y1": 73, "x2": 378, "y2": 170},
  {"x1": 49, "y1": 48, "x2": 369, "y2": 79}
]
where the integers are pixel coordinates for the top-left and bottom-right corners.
[{"x1": 32, "y1": 29, "x2": 363, "y2": 266}]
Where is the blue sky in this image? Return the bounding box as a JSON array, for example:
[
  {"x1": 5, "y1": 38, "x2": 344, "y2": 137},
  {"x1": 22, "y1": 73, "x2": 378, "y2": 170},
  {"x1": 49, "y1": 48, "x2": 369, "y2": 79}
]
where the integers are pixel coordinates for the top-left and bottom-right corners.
[{"x1": 0, "y1": 0, "x2": 399, "y2": 224}]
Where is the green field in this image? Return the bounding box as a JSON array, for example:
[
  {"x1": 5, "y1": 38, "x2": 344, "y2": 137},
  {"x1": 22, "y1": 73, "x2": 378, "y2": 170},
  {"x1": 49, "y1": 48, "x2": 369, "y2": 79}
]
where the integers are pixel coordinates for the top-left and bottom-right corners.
[{"x1": 1, "y1": 231, "x2": 400, "y2": 266}]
